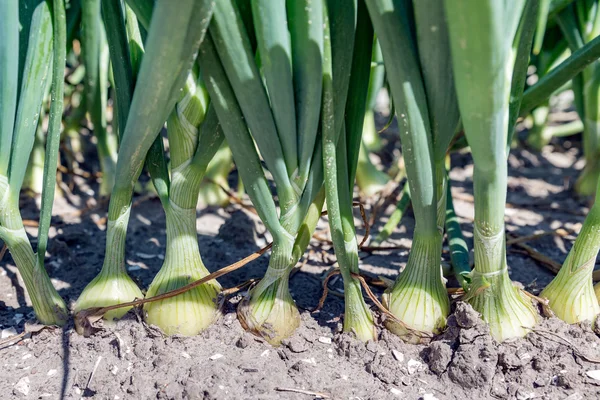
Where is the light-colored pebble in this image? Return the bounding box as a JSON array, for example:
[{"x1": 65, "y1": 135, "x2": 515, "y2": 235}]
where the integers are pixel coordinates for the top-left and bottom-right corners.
[
  {"x1": 181, "y1": 352, "x2": 191, "y2": 359},
  {"x1": 564, "y1": 394, "x2": 583, "y2": 400},
  {"x1": 586, "y1": 370, "x2": 600, "y2": 380},
  {"x1": 407, "y1": 359, "x2": 422, "y2": 375},
  {"x1": 47, "y1": 369, "x2": 57, "y2": 377},
  {"x1": 318, "y1": 337, "x2": 332, "y2": 344},
  {"x1": 1, "y1": 327, "x2": 17, "y2": 339},
  {"x1": 392, "y1": 350, "x2": 404, "y2": 362},
  {"x1": 110, "y1": 366, "x2": 119, "y2": 375},
  {"x1": 301, "y1": 358, "x2": 317, "y2": 365},
  {"x1": 390, "y1": 387, "x2": 403, "y2": 396},
  {"x1": 260, "y1": 350, "x2": 270, "y2": 357},
  {"x1": 14, "y1": 377, "x2": 30, "y2": 396},
  {"x1": 209, "y1": 354, "x2": 224, "y2": 361},
  {"x1": 21, "y1": 354, "x2": 32, "y2": 360},
  {"x1": 422, "y1": 394, "x2": 439, "y2": 400}
]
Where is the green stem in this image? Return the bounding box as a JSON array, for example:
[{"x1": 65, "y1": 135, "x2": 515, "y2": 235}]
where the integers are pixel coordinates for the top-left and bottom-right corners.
[
  {"x1": 322, "y1": 6, "x2": 376, "y2": 341},
  {"x1": 74, "y1": 204, "x2": 142, "y2": 320},
  {"x1": 464, "y1": 163, "x2": 538, "y2": 341},
  {"x1": 0, "y1": 178, "x2": 67, "y2": 325}
]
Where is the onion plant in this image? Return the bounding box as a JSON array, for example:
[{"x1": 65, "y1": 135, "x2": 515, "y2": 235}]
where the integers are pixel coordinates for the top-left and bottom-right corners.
[
  {"x1": 143, "y1": 69, "x2": 224, "y2": 335},
  {"x1": 445, "y1": 0, "x2": 540, "y2": 341},
  {"x1": 75, "y1": 0, "x2": 215, "y2": 322},
  {"x1": 197, "y1": 0, "x2": 377, "y2": 344},
  {"x1": 0, "y1": 0, "x2": 68, "y2": 325},
  {"x1": 541, "y1": 175, "x2": 600, "y2": 323},
  {"x1": 366, "y1": 0, "x2": 459, "y2": 342}
]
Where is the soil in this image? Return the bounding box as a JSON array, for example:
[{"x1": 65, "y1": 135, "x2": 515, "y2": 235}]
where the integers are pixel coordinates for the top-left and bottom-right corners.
[{"x1": 2, "y1": 118, "x2": 600, "y2": 399}]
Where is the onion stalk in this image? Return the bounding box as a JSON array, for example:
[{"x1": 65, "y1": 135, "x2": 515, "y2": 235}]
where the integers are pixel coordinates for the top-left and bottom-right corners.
[
  {"x1": 541, "y1": 176, "x2": 600, "y2": 323},
  {"x1": 199, "y1": 0, "x2": 375, "y2": 344},
  {"x1": 445, "y1": 0, "x2": 539, "y2": 341},
  {"x1": 143, "y1": 70, "x2": 224, "y2": 335},
  {"x1": 322, "y1": 0, "x2": 377, "y2": 341},
  {"x1": 366, "y1": 0, "x2": 459, "y2": 342},
  {"x1": 0, "y1": 0, "x2": 68, "y2": 326},
  {"x1": 76, "y1": 0, "x2": 214, "y2": 321},
  {"x1": 199, "y1": 0, "x2": 323, "y2": 344}
]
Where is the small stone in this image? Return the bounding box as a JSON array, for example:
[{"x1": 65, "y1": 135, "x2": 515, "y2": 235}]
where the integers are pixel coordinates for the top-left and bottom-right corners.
[
  {"x1": 516, "y1": 389, "x2": 535, "y2": 400},
  {"x1": 366, "y1": 341, "x2": 378, "y2": 353},
  {"x1": 518, "y1": 352, "x2": 531, "y2": 361},
  {"x1": 236, "y1": 335, "x2": 251, "y2": 349},
  {"x1": 260, "y1": 350, "x2": 270, "y2": 357},
  {"x1": 47, "y1": 369, "x2": 57, "y2": 376},
  {"x1": 181, "y1": 352, "x2": 191, "y2": 359},
  {"x1": 422, "y1": 394, "x2": 439, "y2": 400},
  {"x1": 564, "y1": 394, "x2": 583, "y2": 400},
  {"x1": 209, "y1": 354, "x2": 224, "y2": 361},
  {"x1": 407, "y1": 359, "x2": 422, "y2": 375},
  {"x1": 13, "y1": 377, "x2": 30, "y2": 397},
  {"x1": 390, "y1": 387, "x2": 402, "y2": 396},
  {"x1": 301, "y1": 357, "x2": 317, "y2": 365},
  {"x1": 392, "y1": 350, "x2": 405, "y2": 362},
  {"x1": 21, "y1": 354, "x2": 32, "y2": 360},
  {"x1": 318, "y1": 336, "x2": 332, "y2": 344},
  {"x1": 283, "y1": 337, "x2": 308, "y2": 353},
  {"x1": 110, "y1": 365, "x2": 119, "y2": 375},
  {"x1": 586, "y1": 370, "x2": 600, "y2": 381},
  {"x1": 1, "y1": 327, "x2": 17, "y2": 339}
]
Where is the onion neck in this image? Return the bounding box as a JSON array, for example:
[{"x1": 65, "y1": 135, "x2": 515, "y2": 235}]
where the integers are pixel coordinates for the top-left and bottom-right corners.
[{"x1": 466, "y1": 162, "x2": 538, "y2": 341}]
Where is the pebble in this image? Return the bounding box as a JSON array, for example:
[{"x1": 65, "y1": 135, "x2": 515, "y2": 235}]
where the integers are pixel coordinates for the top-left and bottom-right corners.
[
  {"x1": 181, "y1": 352, "x2": 191, "y2": 359},
  {"x1": 516, "y1": 389, "x2": 536, "y2": 400},
  {"x1": 586, "y1": 370, "x2": 600, "y2": 381},
  {"x1": 392, "y1": 350, "x2": 404, "y2": 362},
  {"x1": 21, "y1": 354, "x2": 32, "y2": 360},
  {"x1": 1, "y1": 327, "x2": 17, "y2": 339},
  {"x1": 13, "y1": 377, "x2": 30, "y2": 397},
  {"x1": 209, "y1": 354, "x2": 224, "y2": 361},
  {"x1": 318, "y1": 337, "x2": 332, "y2": 344},
  {"x1": 421, "y1": 394, "x2": 439, "y2": 400},
  {"x1": 390, "y1": 387, "x2": 403, "y2": 396},
  {"x1": 407, "y1": 359, "x2": 422, "y2": 375},
  {"x1": 47, "y1": 369, "x2": 57, "y2": 377},
  {"x1": 111, "y1": 366, "x2": 119, "y2": 375},
  {"x1": 564, "y1": 394, "x2": 583, "y2": 400},
  {"x1": 301, "y1": 357, "x2": 317, "y2": 365},
  {"x1": 260, "y1": 350, "x2": 270, "y2": 358}
]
